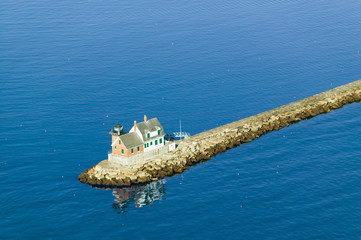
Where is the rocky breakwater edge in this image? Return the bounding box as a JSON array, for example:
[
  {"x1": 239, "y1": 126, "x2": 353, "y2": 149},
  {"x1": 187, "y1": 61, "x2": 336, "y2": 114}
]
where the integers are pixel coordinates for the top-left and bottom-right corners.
[{"x1": 79, "y1": 79, "x2": 361, "y2": 186}]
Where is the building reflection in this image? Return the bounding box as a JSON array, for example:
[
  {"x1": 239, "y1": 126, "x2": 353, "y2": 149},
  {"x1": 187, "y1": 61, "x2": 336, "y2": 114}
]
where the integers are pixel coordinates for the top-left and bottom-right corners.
[{"x1": 111, "y1": 179, "x2": 166, "y2": 213}]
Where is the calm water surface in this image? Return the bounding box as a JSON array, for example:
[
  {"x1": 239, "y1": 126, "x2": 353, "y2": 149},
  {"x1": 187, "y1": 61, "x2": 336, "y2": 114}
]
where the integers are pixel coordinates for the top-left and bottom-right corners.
[{"x1": 1, "y1": 0, "x2": 361, "y2": 239}]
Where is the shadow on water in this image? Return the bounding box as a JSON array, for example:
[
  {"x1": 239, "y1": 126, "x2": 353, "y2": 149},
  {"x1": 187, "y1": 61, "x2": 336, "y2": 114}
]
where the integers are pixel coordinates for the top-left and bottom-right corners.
[{"x1": 109, "y1": 179, "x2": 166, "y2": 214}]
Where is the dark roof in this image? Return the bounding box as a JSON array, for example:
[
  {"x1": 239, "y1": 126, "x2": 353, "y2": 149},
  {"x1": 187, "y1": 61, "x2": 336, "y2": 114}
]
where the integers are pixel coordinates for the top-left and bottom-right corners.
[
  {"x1": 136, "y1": 118, "x2": 164, "y2": 141},
  {"x1": 119, "y1": 132, "x2": 143, "y2": 149}
]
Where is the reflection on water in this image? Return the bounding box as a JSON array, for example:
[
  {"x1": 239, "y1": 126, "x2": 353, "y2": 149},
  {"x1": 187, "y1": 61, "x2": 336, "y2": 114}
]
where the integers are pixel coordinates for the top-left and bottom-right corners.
[{"x1": 112, "y1": 179, "x2": 166, "y2": 213}]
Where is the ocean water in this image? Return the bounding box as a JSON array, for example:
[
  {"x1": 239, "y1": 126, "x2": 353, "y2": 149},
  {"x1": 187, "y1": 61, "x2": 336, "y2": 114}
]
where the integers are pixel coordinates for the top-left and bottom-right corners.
[{"x1": 1, "y1": 0, "x2": 361, "y2": 239}]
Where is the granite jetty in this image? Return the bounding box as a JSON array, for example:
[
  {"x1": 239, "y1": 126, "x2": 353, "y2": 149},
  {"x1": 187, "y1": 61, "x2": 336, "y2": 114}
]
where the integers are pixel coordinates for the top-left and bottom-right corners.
[{"x1": 79, "y1": 79, "x2": 361, "y2": 186}]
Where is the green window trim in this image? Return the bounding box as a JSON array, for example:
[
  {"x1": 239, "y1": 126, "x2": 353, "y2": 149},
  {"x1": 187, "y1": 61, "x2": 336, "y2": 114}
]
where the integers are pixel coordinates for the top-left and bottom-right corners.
[
  {"x1": 150, "y1": 141, "x2": 153, "y2": 146},
  {"x1": 158, "y1": 129, "x2": 160, "y2": 135},
  {"x1": 137, "y1": 146, "x2": 140, "y2": 151},
  {"x1": 144, "y1": 144, "x2": 146, "y2": 148},
  {"x1": 147, "y1": 133, "x2": 150, "y2": 138},
  {"x1": 131, "y1": 149, "x2": 134, "y2": 154},
  {"x1": 155, "y1": 140, "x2": 158, "y2": 145},
  {"x1": 114, "y1": 146, "x2": 116, "y2": 149},
  {"x1": 119, "y1": 140, "x2": 121, "y2": 145},
  {"x1": 160, "y1": 138, "x2": 162, "y2": 144},
  {"x1": 122, "y1": 149, "x2": 124, "y2": 154},
  {"x1": 147, "y1": 143, "x2": 149, "y2": 147}
]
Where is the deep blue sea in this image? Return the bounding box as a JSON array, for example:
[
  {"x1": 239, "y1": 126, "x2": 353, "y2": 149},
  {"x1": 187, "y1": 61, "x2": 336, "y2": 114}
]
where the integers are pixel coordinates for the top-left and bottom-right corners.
[{"x1": 1, "y1": 0, "x2": 361, "y2": 239}]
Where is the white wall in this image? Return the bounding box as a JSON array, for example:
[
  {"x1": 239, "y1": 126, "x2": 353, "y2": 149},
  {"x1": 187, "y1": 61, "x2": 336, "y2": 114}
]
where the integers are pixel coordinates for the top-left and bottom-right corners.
[
  {"x1": 149, "y1": 130, "x2": 159, "y2": 138},
  {"x1": 144, "y1": 136, "x2": 164, "y2": 152}
]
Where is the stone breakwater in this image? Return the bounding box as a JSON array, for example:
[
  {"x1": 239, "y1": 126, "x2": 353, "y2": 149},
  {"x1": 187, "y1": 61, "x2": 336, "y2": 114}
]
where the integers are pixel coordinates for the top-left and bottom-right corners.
[{"x1": 79, "y1": 79, "x2": 361, "y2": 186}]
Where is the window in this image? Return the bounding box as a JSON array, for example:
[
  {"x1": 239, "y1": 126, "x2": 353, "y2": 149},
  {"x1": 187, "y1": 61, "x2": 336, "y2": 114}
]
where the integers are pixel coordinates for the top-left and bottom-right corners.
[
  {"x1": 155, "y1": 140, "x2": 158, "y2": 145},
  {"x1": 158, "y1": 129, "x2": 160, "y2": 135},
  {"x1": 147, "y1": 143, "x2": 149, "y2": 147},
  {"x1": 150, "y1": 141, "x2": 153, "y2": 146},
  {"x1": 131, "y1": 149, "x2": 134, "y2": 154},
  {"x1": 122, "y1": 149, "x2": 124, "y2": 154},
  {"x1": 147, "y1": 133, "x2": 150, "y2": 138},
  {"x1": 119, "y1": 140, "x2": 121, "y2": 145},
  {"x1": 160, "y1": 138, "x2": 162, "y2": 144},
  {"x1": 137, "y1": 146, "x2": 140, "y2": 151},
  {"x1": 144, "y1": 144, "x2": 146, "y2": 148},
  {"x1": 114, "y1": 146, "x2": 116, "y2": 149}
]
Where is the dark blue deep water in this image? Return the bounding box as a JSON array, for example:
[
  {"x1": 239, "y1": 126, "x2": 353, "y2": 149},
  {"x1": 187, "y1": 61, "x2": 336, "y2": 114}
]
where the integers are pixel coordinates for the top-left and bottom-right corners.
[{"x1": 1, "y1": 0, "x2": 361, "y2": 239}]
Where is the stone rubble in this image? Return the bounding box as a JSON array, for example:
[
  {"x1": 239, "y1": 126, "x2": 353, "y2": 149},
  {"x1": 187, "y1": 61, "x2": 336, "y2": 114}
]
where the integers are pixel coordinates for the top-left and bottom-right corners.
[{"x1": 79, "y1": 80, "x2": 361, "y2": 186}]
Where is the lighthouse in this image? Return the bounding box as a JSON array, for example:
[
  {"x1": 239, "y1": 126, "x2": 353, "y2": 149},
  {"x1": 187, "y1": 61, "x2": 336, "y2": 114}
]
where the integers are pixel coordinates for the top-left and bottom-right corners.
[{"x1": 113, "y1": 122, "x2": 124, "y2": 136}]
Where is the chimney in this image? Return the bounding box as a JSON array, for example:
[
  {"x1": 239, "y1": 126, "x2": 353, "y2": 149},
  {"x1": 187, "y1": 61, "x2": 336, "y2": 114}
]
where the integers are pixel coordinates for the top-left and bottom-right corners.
[
  {"x1": 134, "y1": 121, "x2": 137, "y2": 131},
  {"x1": 144, "y1": 115, "x2": 147, "y2": 122}
]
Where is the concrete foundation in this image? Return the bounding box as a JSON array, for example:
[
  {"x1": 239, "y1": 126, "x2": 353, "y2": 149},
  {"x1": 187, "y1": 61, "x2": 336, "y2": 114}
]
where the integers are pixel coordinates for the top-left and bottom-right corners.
[{"x1": 108, "y1": 142, "x2": 176, "y2": 166}]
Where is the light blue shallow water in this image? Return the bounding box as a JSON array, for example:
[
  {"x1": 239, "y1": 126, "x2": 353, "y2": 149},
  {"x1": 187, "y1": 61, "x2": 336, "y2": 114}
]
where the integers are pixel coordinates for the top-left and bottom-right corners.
[{"x1": 1, "y1": 0, "x2": 361, "y2": 239}]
